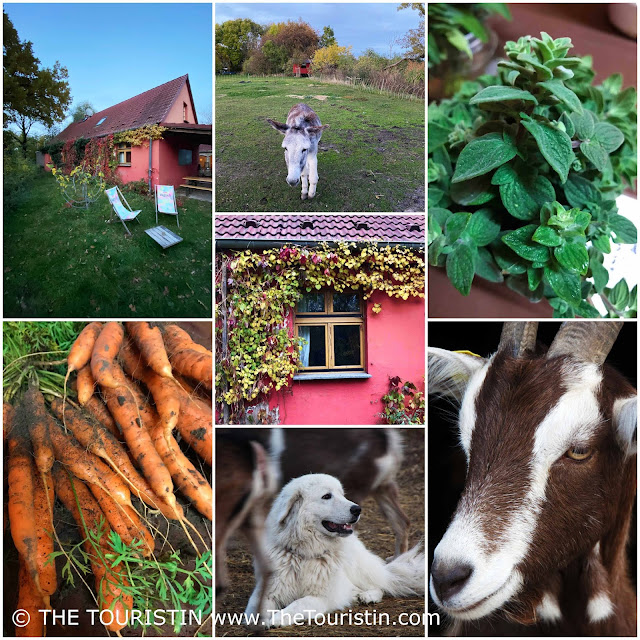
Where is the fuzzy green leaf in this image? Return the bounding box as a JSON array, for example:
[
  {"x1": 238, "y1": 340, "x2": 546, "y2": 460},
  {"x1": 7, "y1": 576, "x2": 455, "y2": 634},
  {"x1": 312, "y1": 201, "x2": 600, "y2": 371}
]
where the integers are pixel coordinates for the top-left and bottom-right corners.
[
  {"x1": 452, "y1": 132, "x2": 517, "y2": 183},
  {"x1": 450, "y1": 174, "x2": 496, "y2": 205},
  {"x1": 608, "y1": 213, "x2": 637, "y2": 244},
  {"x1": 532, "y1": 225, "x2": 562, "y2": 247},
  {"x1": 445, "y1": 212, "x2": 471, "y2": 243},
  {"x1": 592, "y1": 122, "x2": 624, "y2": 153},
  {"x1": 475, "y1": 247, "x2": 504, "y2": 282},
  {"x1": 502, "y1": 225, "x2": 550, "y2": 263},
  {"x1": 466, "y1": 208, "x2": 501, "y2": 246},
  {"x1": 544, "y1": 266, "x2": 581, "y2": 305},
  {"x1": 491, "y1": 164, "x2": 555, "y2": 220},
  {"x1": 570, "y1": 110, "x2": 595, "y2": 140},
  {"x1": 554, "y1": 242, "x2": 589, "y2": 275},
  {"x1": 428, "y1": 122, "x2": 451, "y2": 153},
  {"x1": 608, "y1": 87, "x2": 637, "y2": 118},
  {"x1": 470, "y1": 86, "x2": 538, "y2": 106},
  {"x1": 446, "y1": 242, "x2": 475, "y2": 296},
  {"x1": 589, "y1": 255, "x2": 609, "y2": 292},
  {"x1": 609, "y1": 278, "x2": 630, "y2": 310},
  {"x1": 538, "y1": 79, "x2": 582, "y2": 113},
  {"x1": 563, "y1": 174, "x2": 599, "y2": 208},
  {"x1": 580, "y1": 140, "x2": 609, "y2": 172},
  {"x1": 520, "y1": 114, "x2": 573, "y2": 183}
]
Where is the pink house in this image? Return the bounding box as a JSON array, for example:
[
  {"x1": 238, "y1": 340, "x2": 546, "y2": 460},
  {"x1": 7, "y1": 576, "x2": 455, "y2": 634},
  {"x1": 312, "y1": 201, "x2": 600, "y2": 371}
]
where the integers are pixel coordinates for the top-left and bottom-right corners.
[
  {"x1": 44, "y1": 75, "x2": 211, "y2": 191},
  {"x1": 215, "y1": 214, "x2": 426, "y2": 425}
]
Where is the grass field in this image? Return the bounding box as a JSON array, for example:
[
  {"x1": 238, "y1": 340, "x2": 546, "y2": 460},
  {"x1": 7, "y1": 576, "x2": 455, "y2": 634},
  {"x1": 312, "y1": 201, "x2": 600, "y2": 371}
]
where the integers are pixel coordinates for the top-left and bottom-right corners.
[
  {"x1": 4, "y1": 173, "x2": 212, "y2": 318},
  {"x1": 215, "y1": 76, "x2": 425, "y2": 212}
]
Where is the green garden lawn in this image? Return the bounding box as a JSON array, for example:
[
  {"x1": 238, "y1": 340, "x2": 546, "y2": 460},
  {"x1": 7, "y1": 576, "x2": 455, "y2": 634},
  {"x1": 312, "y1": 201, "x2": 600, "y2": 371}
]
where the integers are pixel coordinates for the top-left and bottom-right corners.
[
  {"x1": 215, "y1": 76, "x2": 425, "y2": 212},
  {"x1": 4, "y1": 172, "x2": 212, "y2": 317}
]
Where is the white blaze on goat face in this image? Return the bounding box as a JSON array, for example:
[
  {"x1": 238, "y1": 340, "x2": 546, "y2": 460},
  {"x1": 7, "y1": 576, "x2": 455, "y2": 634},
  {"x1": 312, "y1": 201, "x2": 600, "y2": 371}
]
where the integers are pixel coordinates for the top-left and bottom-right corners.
[
  {"x1": 430, "y1": 354, "x2": 606, "y2": 620},
  {"x1": 267, "y1": 103, "x2": 328, "y2": 200}
]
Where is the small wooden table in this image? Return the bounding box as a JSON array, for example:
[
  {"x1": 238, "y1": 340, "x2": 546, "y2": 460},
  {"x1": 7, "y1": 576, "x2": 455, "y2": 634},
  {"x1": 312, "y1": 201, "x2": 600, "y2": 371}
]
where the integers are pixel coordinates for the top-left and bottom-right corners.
[
  {"x1": 145, "y1": 225, "x2": 183, "y2": 249},
  {"x1": 180, "y1": 176, "x2": 212, "y2": 193}
]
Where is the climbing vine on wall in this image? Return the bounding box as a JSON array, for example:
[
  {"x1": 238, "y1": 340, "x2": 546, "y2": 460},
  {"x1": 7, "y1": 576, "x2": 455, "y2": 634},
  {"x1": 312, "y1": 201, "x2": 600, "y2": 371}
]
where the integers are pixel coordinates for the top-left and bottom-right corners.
[
  {"x1": 215, "y1": 242, "x2": 425, "y2": 423},
  {"x1": 114, "y1": 124, "x2": 167, "y2": 146}
]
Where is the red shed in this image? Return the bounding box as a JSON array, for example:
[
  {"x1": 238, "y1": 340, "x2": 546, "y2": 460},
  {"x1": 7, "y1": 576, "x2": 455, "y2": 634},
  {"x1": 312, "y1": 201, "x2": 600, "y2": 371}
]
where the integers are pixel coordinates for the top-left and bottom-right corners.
[
  {"x1": 215, "y1": 214, "x2": 426, "y2": 425},
  {"x1": 293, "y1": 61, "x2": 311, "y2": 77}
]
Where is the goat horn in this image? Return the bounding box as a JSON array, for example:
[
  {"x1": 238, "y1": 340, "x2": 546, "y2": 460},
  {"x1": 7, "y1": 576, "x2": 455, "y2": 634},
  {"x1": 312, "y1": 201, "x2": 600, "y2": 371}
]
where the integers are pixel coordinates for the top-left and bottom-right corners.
[
  {"x1": 499, "y1": 322, "x2": 539, "y2": 357},
  {"x1": 547, "y1": 321, "x2": 623, "y2": 365}
]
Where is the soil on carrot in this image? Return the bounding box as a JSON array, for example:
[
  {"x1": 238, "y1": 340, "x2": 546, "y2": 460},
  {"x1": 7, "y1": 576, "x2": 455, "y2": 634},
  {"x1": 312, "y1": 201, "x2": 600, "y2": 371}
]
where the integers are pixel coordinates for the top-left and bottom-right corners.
[
  {"x1": 216, "y1": 428, "x2": 425, "y2": 637},
  {"x1": 215, "y1": 76, "x2": 425, "y2": 213}
]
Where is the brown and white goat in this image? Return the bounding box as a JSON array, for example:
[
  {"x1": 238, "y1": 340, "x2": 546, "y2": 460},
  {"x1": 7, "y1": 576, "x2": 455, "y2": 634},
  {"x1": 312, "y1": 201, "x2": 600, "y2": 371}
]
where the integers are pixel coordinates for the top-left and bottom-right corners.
[
  {"x1": 429, "y1": 322, "x2": 636, "y2": 636},
  {"x1": 215, "y1": 433, "x2": 277, "y2": 613}
]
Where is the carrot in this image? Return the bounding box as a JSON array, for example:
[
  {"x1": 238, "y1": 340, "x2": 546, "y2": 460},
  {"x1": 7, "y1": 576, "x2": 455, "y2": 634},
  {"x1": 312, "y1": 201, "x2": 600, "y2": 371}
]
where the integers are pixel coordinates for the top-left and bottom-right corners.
[
  {"x1": 118, "y1": 337, "x2": 146, "y2": 382},
  {"x1": 33, "y1": 472, "x2": 57, "y2": 605},
  {"x1": 76, "y1": 365, "x2": 96, "y2": 405},
  {"x1": 17, "y1": 557, "x2": 46, "y2": 638},
  {"x1": 4, "y1": 402, "x2": 15, "y2": 440},
  {"x1": 163, "y1": 324, "x2": 211, "y2": 356},
  {"x1": 88, "y1": 484, "x2": 154, "y2": 556},
  {"x1": 175, "y1": 393, "x2": 212, "y2": 466},
  {"x1": 67, "y1": 322, "x2": 103, "y2": 374},
  {"x1": 90, "y1": 322, "x2": 124, "y2": 389},
  {"x1": 48, "y1": 416, "x2": 132, "y2": 508},
  {"x1": 150, "y1": 421, "x2": 212, "y2": 520},
  {"x1": 49, "y1": 398, "x2": 181, "y2": 519},
  {"x1": 144, "y1": 370, "x2": 181, "y2": 443},
  {"x1": 24, "y1": 385, "x2": 54, "y2": 474},
  {"x1": 52, "y1": 467, "x2": 132, "y2": 632},
  {"x1": 83, "y1": 395, "x2": 121, "y2": 439},
  {"x1": 126, "y1": 321, "x2": 173, "y2": 379},
  {"x1": 170, "y1": 350, "x2": 212, "y2": 388},
  {"x1": 103, "y1": 381, "x2": 176, "y2": 510}
]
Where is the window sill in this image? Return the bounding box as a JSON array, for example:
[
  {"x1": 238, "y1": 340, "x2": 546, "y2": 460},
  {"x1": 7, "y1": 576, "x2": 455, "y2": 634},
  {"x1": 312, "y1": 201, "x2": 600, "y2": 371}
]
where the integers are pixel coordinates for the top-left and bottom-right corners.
[
  {"x1": 118, "y1": 164, "x2": 132, "y2": 167},
  {"x1": 293, "y1": 372, "x2": 372, "y2": 381}
]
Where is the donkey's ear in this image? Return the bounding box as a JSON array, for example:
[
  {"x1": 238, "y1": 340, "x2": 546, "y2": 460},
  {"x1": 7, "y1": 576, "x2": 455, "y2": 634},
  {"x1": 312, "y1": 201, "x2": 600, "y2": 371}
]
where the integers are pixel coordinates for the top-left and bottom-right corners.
[
  {"x1": 278, "y1": 489, "x2": 303, "y2": 528},
  {"x1": 614, "y1": 395, "x2": 637, "y2": 457},
  {"x1": 267, "y1": 119, "x2": 289, "y2": 134},
  {"x1": 428, "y1": 347, "x2": 486, "y2": 402},
  {"x1": 306, "y1": 124, "x2": 329, "y2": 136}
]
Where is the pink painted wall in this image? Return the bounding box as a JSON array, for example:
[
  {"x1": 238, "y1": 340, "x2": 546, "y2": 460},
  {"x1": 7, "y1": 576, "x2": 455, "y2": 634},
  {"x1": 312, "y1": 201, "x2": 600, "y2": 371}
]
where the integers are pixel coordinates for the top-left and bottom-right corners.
[
  {"x1": 268, "y1": 290, "x2": 425, "y2": 425},
  {"x1": 164, "y1": 83, "x2": 196, "y2": 124},
  {"x1": 116, "y1": 145, "x2": 150, "y2": 184},
  {"x1": 157, "y1": 137, "x2": 200, "y2": 188}
]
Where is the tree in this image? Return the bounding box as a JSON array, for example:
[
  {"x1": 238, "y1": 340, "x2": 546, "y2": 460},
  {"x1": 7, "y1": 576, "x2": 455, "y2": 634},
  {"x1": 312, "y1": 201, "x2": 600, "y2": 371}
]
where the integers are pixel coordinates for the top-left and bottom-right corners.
[
  {"x1": 318, "y1": 26, "x2": 336, "y2": 49},
  {"x1": 3, "y1": 11, "x2": 71, "y2": 157},
  {"x1": 265, "y1": 20, "x2": 319, "y2": 60},
  {"x1": 71, "y1": 101, "x2": 95, "y2": 122},
  {"x1": 397, "y1": 3, "x2": 425, "y2": 61},
  {"x1": 311, "y1": 45, "x2": 354, "y2": 73},
  {"x1": 262, "y1": 40, "x2": 289, "y2": 74},
  {"x1": 215, "y1": 19, "x2": 264, "y2": 72}
]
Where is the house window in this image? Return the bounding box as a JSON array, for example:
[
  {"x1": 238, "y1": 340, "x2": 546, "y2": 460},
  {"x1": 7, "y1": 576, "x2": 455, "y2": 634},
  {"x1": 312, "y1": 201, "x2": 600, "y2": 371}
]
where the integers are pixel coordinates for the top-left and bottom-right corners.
[
  {"x1": 183, "y1": 102, "x2": 188, "y2": 123},
  {"x1": 116, "y1": 143, "x2": 132, "y2": 165},
  {"x1": 96, "y1": 117, "x2": 107, "y2": 126},
  {"x1": 178, "y1": 149, "x2": 193, "y2": 166},
  {"x1": 295, "y1": 290, "x2": 365, "y2": 371}
]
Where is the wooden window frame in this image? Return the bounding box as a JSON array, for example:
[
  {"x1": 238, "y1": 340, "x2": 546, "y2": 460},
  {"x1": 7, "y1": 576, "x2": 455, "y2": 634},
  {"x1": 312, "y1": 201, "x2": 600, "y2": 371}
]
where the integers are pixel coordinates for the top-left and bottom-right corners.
[
  {"x1": 183, "y1": 102, "x2": 188, "y2": 123},
  {"x1": 294, "y1": 291, "x2": 366, "y2": 371},
  {"x1": 115, "y1": 142, "x2": 132, "y2": 167}
]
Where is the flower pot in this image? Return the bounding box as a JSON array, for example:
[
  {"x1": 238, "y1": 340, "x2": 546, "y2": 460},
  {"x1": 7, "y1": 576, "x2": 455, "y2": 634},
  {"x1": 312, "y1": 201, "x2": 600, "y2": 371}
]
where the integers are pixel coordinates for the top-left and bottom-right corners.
[
  {"x1": 428, "y1": 28, "x2": 499, "y2": 101},
  {"x1": 428, "y1": 265, "x2": 554, "y2": 319}
]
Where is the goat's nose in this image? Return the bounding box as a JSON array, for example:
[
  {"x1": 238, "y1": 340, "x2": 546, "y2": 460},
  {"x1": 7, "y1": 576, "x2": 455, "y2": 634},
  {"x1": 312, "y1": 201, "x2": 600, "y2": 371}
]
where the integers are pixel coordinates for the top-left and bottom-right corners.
[
  {"x1": 431, "y1": 560, "x2": 474, "y2": 603},
  {"x1": 350, "y1": 504, "x2": 361, "y2": 516}
]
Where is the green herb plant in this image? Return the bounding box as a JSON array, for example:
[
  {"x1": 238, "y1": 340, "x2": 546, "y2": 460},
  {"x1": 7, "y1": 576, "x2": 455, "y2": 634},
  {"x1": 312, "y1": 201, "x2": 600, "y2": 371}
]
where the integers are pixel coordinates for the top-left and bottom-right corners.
[
  {"x1": 428, "y1": 3, "x2": 511, "y2": 69},
  {"x1": 428, "y1": 33, "x2": 638, "y2": 317},
  {"x1": 378, "y1": 376, "x2": 425, "y2": 424}
]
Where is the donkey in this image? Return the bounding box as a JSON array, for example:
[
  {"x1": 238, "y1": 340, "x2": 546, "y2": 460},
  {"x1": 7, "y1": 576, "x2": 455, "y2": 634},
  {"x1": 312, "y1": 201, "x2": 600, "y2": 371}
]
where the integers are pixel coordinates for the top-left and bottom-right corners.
[
  {"x1": 428, "y1": 322, "x2": 636, "y2": 636},
  {"x1": 267, "y1": 103, "x2": 329, "y2": 200}
]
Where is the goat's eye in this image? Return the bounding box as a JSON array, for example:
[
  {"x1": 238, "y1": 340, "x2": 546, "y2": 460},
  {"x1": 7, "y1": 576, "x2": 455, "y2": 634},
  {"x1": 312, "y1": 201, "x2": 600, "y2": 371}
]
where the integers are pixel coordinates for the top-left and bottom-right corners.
[
  {"x1": 322, "y1": 493, "x2": 331, "y2": 500},
  {"x1": 565, "y1": 446, "x2": 593, "y2": 461}
]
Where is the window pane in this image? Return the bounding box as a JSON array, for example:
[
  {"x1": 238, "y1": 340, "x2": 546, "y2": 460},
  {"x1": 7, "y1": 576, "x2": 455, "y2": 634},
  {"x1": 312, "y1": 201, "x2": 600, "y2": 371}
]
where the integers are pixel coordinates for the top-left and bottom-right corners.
[
  {"x1": 298, "y1": 292, "x2": 324, "y2": 312},
  {"x1": 126, "y1": 151, "x2": 131, "y2": 163},
  {"x1": 299, "y1": 326, "x2": 326, "y2": 367},
  {"x1": 333, "y1": 292, "x2": 360, "y2": 312},
  {"x1": 118, "y1": 152, "x2": 125, "y2": 163},
  {"x1": 334, "y1": 325, "x2": 361, "y2": 366}
]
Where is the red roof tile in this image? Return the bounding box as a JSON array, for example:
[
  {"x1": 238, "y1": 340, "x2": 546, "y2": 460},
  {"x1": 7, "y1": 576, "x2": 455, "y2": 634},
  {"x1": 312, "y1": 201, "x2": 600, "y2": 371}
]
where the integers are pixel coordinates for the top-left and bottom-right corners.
[
  {"x1": 55, "y1": 75, "x2": 193, "y2": 142},
  {"x1": 215, "y1": 215, "x2": 425, "y2": 245}
]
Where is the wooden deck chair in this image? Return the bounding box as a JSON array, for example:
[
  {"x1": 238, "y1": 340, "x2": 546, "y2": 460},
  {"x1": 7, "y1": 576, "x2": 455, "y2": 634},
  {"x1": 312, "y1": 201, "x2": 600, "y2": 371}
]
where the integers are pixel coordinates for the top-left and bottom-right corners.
[
  {"x1": 105, "y1": 186, "x2": 142, "y2": 235},
  {"x1": 155, "y1": 184, "x2": 180, "y2": 228}
]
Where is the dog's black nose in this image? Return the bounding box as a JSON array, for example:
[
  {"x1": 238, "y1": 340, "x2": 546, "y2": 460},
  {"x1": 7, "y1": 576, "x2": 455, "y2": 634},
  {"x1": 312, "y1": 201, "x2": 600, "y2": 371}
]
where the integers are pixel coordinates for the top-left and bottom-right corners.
[
  {"x1": 350, "y1": 504, "x2": 361, "y2": 516},
  {"x1": 431, "y1": 560, "x2": 474, "y2": 603}
]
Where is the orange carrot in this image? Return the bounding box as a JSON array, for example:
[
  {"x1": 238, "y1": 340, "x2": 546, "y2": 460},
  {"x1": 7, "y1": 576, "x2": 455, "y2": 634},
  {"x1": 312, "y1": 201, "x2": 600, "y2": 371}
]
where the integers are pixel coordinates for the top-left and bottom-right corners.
[
  {"x1": 163, "y1": 324, "x2": 211, "y2": 356},
  {"x1": 33, "y1": 472, "x2": 57, "y2": 604},
  {"x1": 93, "y1": 563, "x2": 132, "y2": 632},
  {"x1": 170, "y1": 349, "x2": 212, "y2": 388},
  {"x1": 175, "y1": 393, "x2": 212, "y2": 465},
  {"x1": 8, "y1": 434, "x2": 41, "y2": 596},
  {"x1": 90, "y1": 322, "x2": 124, "y2": 389},
  {"x1": 126, "y1": 321, "x2": 173, "y2": 378},
  {"x1": 76, "y1": 365, "x2": 96, "y2": 405},
  {"x1": 48, "y1": 416, "x2": 132, "y2": 508},
  {"x1": 4, "y1": 402, "x2": 15, "y2": 440},
  {"x1": 88, "y1": 484, "x2": 154, "y2": 556},
  {"x1": 67, "y1": 322, "x2": 103, "y2": 374},
  {"x1": 83, "y1": 395, "x2": 121, "y2": 440},
  {"x1": 150, "y1": 421, "x2": 212, "y2": 520},
  {"x1": 24, "y1": 385, "x2": 54, "y2": 475},
  {"x1": 17, "y1": 557, "x2": 46, "y2": 637}
]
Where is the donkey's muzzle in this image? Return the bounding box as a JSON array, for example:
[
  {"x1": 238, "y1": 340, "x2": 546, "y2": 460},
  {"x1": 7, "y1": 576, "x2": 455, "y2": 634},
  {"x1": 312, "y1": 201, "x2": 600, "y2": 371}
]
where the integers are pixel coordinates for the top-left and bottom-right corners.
[
  {"x1": 431, "y1": 560, "x2": 474, "y2": 603},
  {"x1": 286, "y1": 177, "x2": 300, "y2": 186}
]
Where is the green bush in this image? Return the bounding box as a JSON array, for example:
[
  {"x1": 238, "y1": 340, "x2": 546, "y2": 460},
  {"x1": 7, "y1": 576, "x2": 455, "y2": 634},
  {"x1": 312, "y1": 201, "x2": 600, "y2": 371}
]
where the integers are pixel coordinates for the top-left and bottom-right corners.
[{"x1": 3, "y1": 154, "x2": 41, "y2": 209}]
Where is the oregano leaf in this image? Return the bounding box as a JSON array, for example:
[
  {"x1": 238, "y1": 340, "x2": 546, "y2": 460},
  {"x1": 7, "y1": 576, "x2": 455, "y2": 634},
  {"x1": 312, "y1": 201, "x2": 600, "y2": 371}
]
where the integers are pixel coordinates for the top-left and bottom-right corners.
[
  {"x1": 554, "y1": 242, "x2": 589, "y2": 275},
  {"x1": 570, "y1": 109, "x2": 595, "y2": 140},
  {"x1": 491, "y1": 164, "x2": 555, "y2": 220},
  {"x1": 502, "y1": 224, "x2": 550, "y2": 263},
  {"x1": 450, "y1": 174, "x2": 496, "y2": 205},
  {"x1": 608, "y1": 213, "x2": 637, "y2": 244},
  {"x1": 520, "y1": 114, "x2": 573, "y2": 183},
  {"x1": 465, "y1": 208, "x2": 501, "y2": 246},
  {"x1": 544, "y1": 266, "x2": 581, "y2": 305},
  {"x1": 451, "y1": 132, "x2": 517, "y2": 183},
  {"x1": 538, "y1": 79, "x2": 583, "y2": 113},
  {"x1": 592, "y1": 122, "x2": 624, "y2": 153},
  {"x1": 580, "y1": 139, "x2": 609, "y2": 172},
  {"x1": 470, "y1": 86, "x2": 538, "y2": 106},
  {"x1": 446, "y1": 242, "x2": 475, "y2": 296},
  {"x1": 532, "y1": 225, "x2": 562, "y2": 246}
]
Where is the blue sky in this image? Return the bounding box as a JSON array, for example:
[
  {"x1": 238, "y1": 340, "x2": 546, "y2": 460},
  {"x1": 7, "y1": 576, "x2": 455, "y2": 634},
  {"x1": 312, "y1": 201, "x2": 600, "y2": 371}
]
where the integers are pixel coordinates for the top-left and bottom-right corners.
[
  {"x1": 4, "y1": 3, "x2": 212, "y2": 134},
  {"x1": 215, "y1": 3, "x2": 422, "y2": 57}
]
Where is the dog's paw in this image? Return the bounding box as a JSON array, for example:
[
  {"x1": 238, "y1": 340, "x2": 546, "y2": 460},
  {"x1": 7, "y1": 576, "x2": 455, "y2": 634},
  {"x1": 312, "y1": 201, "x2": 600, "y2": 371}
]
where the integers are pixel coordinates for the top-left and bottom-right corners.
[{"x1": 357, "y1": 589, "x2": 383, "y2": 604}]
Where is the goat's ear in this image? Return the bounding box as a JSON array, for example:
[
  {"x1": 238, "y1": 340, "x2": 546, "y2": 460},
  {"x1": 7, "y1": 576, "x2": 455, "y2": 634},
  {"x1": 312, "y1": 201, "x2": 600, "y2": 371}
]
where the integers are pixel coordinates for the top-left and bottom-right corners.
[
  {"x1": 278, "y1": 489, "x2": 302, "y2": 528},
  {"x1": 306, "y1": 124, "x2": 329, "y2": 136},
  {"x1": 428, "y1": 347, "x2": 486, "y2": 402},
  {"x1": 614, "y1": 395, "x2": 637, "y2": 457},
  {"x1": 267, "y1": 118, "x2": 289, "y2": 134}
]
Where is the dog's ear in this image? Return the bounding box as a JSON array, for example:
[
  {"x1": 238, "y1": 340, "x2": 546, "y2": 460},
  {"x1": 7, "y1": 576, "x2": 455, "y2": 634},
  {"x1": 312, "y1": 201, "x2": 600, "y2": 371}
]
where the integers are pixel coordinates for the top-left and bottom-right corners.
[
  {"x1": 278, "y1": 490, "x2": 303, "y2": 528},
  {"x1": 267, "y1": 119, "x2": 289, "y2": 134}
]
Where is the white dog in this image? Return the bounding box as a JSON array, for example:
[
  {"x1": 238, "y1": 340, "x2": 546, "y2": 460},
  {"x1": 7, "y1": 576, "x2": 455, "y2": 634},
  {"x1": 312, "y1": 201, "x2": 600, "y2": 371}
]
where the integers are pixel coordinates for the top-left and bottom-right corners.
[{"x1": 245, "y1": 473, "x2": 424, "y2": 627}]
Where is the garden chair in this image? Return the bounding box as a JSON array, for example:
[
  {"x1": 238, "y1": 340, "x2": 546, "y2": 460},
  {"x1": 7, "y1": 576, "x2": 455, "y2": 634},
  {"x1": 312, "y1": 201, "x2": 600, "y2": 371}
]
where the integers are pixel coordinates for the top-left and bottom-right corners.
[
  {"x1": 155, "y1": 184, "x2": 180, "y2": 228},
  {"x1": 105, "y1": 186, "x2": 142, "y2": 236}
]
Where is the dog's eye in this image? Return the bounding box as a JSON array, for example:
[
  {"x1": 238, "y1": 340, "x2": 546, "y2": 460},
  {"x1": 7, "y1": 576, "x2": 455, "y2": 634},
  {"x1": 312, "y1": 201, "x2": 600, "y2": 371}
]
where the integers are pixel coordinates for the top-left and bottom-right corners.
[{"x1": 322, "y1": 493, "x2": 331, "y2": 500}]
